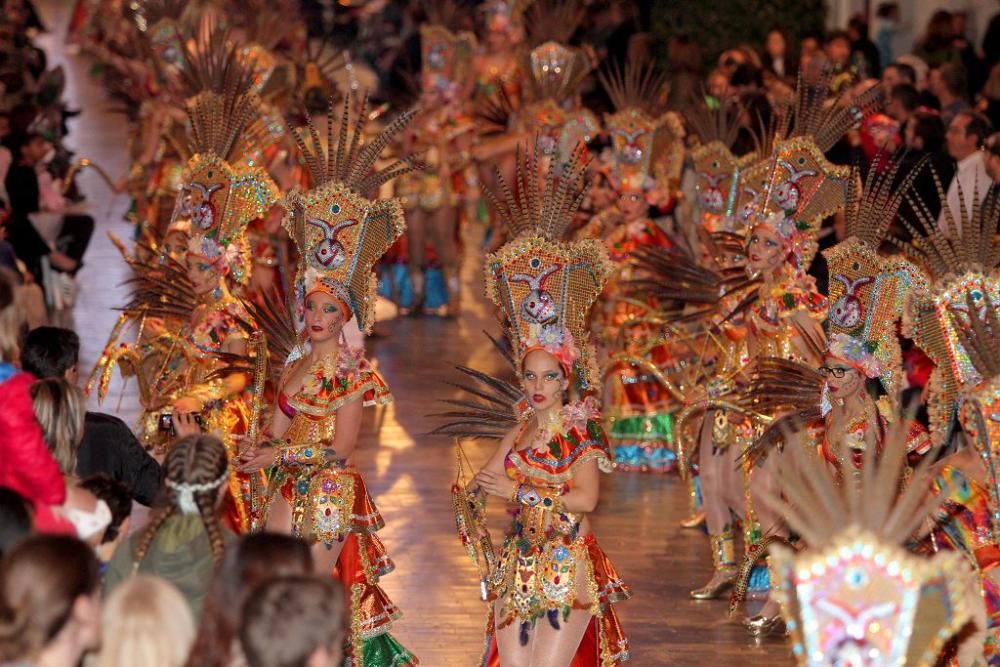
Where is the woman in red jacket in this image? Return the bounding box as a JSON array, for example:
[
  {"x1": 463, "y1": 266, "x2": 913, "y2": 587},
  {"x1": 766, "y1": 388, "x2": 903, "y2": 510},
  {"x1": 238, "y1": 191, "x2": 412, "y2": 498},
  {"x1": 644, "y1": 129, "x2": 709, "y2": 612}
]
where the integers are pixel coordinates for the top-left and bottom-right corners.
[{"x1": 0, "y1": 269, "x2": 71, "y2": 534}]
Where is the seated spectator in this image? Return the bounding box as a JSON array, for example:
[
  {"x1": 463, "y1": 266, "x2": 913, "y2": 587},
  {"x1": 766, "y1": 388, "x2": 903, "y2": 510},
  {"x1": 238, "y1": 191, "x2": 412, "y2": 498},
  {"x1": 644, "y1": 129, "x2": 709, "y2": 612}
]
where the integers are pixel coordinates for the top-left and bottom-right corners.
[
  {"x1": 0, "y1": 535, "x2": 102, "y2": 667},
  {"x1": 4, "y1": 132, "x2": 94, "y2": 307},
  {"x1": 940, "y1": 110, "x2": 993, "y2": 235},
  {"x1": 0, "y1": 269, "x2": 70, "y2": 535},
  {"x1": 189, "y1": 533, "x2": 314, "y2": 667},
  {"x1": 240, "y1": 576, "x2": 346, "y2": 667},
  {"x1": 95, "y1": 575, "x2": 195, "y2": 667},
  {"x1": 905, "y1": 110, "x2": 947, "y2": 153},
  {"x1": 30, "y1": 377, "x2": 112, "y2": 546},
  {"x1": 0, "y1": 487, "x2": 33, "y2": 556},
  {"x1": 78, "y1": 474, "x2": 131, "y2": 565},
  {"x1": 896, "y1": 54, "x2": 938, "y2": 110},
  {"x1": 761, "y1": 27, "x2": 797, "y2": 85},
  {"x1": 882, "y1": 60, "x2": 916, "y2": 89},
  {"x1": 104, "y1": 434, "x2": 236, "y2": 619},
  {"x1": 21, "y1": 326, "x2": 161, "y2": 505},
  {"x1": 929, "y1": 62, "x2": 970, "y2": 126}
]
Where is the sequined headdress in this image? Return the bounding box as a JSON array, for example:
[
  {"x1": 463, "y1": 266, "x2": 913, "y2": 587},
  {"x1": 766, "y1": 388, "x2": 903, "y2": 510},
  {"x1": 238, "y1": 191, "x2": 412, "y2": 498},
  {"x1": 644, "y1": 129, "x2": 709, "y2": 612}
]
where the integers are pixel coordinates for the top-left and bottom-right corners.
[
  {"x1": 895, "y1": 177, "x2": 1000, "y2": 445},
  {"x1": 685, "y1": 98, "x2": 758, "y2": 234},
  {"x1": 174, "y1": 36, "x2": 280, "y2": 285},
  {"x1": 282, "y1": 94, "x2": 417, "y2": 334},
  {"x1": 484, "y1": 144, "x2": 611, "y2": 390},
  {"x1": 823, "y1": 156, "x2": 928, "y2": 403},
  {"x1": 764, "y1": 430, "x2": 976, "y2": 666},
  {"x1": 597, "y1": 54, "x2": 683, "y2": 203},
  {"x1": 742, "y1": 73, "x2": 882, "y2": 268},
  {"x1": 420, "y1": 0, "x2": 477, "y2": 101}
]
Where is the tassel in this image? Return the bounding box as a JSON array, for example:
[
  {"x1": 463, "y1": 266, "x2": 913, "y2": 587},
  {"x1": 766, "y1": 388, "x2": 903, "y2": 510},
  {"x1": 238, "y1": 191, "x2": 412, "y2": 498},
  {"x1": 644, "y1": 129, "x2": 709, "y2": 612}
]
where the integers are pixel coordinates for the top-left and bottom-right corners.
[
  {"x1": 547, "y1": 608, "x2": 561, "y2": 631},
  {"x1": 519, "y1": 622, "x2": 530, "y2": 646}
]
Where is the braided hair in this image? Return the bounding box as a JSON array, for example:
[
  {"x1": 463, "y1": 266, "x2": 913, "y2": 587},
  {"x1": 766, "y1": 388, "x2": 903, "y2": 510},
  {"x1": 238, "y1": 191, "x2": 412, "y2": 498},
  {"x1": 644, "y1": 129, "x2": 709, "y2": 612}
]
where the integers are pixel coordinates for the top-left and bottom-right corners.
[{"x1": 133, "y1": 435, "x2": 229, "y2": 566}]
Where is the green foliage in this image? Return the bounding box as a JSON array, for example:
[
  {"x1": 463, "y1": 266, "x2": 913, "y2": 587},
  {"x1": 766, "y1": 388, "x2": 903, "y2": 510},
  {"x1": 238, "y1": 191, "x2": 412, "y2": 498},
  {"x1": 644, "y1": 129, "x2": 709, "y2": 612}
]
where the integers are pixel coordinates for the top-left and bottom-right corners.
[{"x1": 651, "y1": 0, "x2": 827, "y2": 73}]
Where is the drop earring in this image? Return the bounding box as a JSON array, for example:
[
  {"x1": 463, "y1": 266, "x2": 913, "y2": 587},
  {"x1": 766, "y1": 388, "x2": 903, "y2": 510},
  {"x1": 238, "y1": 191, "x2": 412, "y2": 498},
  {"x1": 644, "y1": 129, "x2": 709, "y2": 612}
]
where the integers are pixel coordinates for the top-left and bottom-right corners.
[{"x1": 213, "y1": 285, "x2": 223, "y2": 300}]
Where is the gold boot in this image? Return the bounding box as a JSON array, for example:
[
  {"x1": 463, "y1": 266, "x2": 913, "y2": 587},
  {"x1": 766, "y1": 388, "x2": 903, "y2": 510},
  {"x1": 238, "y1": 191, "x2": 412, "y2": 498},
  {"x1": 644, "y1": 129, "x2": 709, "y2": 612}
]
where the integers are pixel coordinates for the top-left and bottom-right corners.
[
  {"x1": 745, "y1": 614, "x2": 786, "y2": 638},
  {"x1": 680, "y1": 511, "x2": 706, "y2": 529},
  {"x1": 690, "y1": 530, "x2": 738, "y2": 599}
]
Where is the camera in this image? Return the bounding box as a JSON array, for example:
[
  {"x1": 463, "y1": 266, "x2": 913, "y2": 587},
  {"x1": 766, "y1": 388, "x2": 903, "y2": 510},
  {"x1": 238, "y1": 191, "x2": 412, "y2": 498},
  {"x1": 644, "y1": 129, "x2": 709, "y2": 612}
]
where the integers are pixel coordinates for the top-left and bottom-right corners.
[{"x1": 158, "y1": 412, "x2": 204, "y2": 434}]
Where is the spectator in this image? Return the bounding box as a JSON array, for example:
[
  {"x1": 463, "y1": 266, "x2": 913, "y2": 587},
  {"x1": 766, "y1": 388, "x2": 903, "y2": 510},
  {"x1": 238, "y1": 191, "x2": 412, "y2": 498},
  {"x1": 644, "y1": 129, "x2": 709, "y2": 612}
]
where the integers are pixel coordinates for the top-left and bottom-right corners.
[
  {"x1": 30, "y1": 377, "x2": 112, "y2": 546},
  {"x1": 929, "y1": 62, "x2": 970, "y2": 126},
  {"x1": 799, "y1": 30, "x2": 824, "y2": 71},
  {"x1": 986, "y1": 3, "x2": 1000, "y2": 70},
  {"x1": 240, "y1": 576, "x2": 346, "y2": 667},
  {"x1": 188, "y1": 533, "x2": 314, "y2": 667},
  {"x1": 4, "y1": 132, "x2": 94, "y2": 306},
  {"x1": 941, "y1": 110, "x2": 993, "y2": 235},
  {"x1": 0, "y1": 535, "x2": 101, "y2": 667},
  {"x1": 887, "y1": 83, "x2": 919, "y2": 126},
  {"x1": 914, "y1": 9, "x2": 958, "y2": 69},
  {"x1": 761, "y1": 28, "x2": 796, "y2": 84},
  {"x1": 705, "y1": 69, "x2": 730, "y2": 104},
  {"x1": 78, "y1": 474, "x2": 131, "y2": 564},
  {"x1": 873, "y1": 3, "x2": 901, "y2": 67},
  {"x1": 824, "y1": 30, "x2": 852, "y2": 71},
  {"x1": 847, "y1": 14, "x2": 881, "y2": 78},
  {"x1": 665, "y1": 35, "x2": 701, "y2": 110},
  {"x1": 0, "y1": 269, "x2": 70, "y2": 535},
  {"x1": 104, "y1": 434, "x2": 236, "y2": 619},
  {"x1": 905, "y1": 111, "x2": 947, "y2": 153},
  {"x1": 95, "y1": 575, "x2": 195, "y2": 667},
  {"x1": 0, "y1": 488, "x2": 33, "y2": 556},
  {"x1": 21, "y1": 326, "x2": 161, "y2": 505},
  {"x1": 896, "y1": 54, "x2": 938, "y2": 110},
  {"x1": 977, "y1": 64, "x2": 1000, "y2": 131},
  {"x1": 883, "y1": 61, "x2": 917, "y2": 89},
  {"x1": 986, "y1": 133, "x2": 1000, "y2": 183}
]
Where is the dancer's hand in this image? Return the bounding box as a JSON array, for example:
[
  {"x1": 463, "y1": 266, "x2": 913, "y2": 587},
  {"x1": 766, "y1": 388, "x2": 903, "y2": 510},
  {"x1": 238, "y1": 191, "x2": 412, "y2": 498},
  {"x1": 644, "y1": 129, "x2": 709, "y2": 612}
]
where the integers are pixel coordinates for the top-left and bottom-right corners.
[
  {"x1": 472, "y1": 469, "x2": 516, "y2": 501},
  {"x1": 236, "y1": 447, "x2": 276, "y2": 473}
]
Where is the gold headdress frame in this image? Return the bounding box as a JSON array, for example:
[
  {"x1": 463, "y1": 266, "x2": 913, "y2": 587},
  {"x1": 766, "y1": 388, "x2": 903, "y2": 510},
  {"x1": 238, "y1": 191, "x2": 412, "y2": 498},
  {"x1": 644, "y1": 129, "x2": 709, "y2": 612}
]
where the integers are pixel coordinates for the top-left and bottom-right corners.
[
  {"x1": 522, "y1": 41, "x2": 592, "y2": 106},
  {"x1": 281, "y1": 94, "x2": 418, "y2": 334},
  {"x1": 762, "y1": 427, "x2": 975, "y2": 667},
  {"x1": 483, "y1": 142, "x2": 611, "y2": 390},
  {"x1": 822, "y1": 153, "x2": 930, "y2": 404}
]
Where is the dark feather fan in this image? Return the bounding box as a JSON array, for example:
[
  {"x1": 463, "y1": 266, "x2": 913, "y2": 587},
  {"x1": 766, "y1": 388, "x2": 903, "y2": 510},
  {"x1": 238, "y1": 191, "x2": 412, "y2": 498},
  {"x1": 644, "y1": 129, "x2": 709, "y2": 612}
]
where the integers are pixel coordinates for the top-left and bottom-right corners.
[
  {"x1": 430, "y1": 333, "x2": 523, "y2": 440},
  {"x1": 598, "y1": 52, "x2": 667, "y2": 116},
  {"x1": 524, "y1": 0, "x2": 586, "y2": 47},
  {"x1": 116, "y1": 254, "x2": 198, "y2": 321}
]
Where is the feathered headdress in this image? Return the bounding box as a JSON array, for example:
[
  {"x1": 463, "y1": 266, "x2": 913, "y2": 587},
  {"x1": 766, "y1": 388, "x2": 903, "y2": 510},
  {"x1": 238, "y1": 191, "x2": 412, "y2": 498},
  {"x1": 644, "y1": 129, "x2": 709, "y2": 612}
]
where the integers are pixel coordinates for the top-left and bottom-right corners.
[
  {"x1": 173, "y1": 36, "x2": 279, "y2": 285},
  {"x1": 741, "y1": 72, "x2": 882, "y2": 269},
  {"x1": 597, "y1": 53, "x2": 682, "y2": 200},
  {"x1": 895, "y1": 176, "x2": 1000, "y2": 445},
  {"x1": 484, "y1": 144, "x2": 611, "y2": 390},
  {"x1": 763, "y1": 426, "x2": 976, "y2": 667},
  {"x1": 823, "y1": 155, "x2": 928, "y2": 402},
  {"x1": 282, "y1": 94, "x2": 418, "y2": 334}
]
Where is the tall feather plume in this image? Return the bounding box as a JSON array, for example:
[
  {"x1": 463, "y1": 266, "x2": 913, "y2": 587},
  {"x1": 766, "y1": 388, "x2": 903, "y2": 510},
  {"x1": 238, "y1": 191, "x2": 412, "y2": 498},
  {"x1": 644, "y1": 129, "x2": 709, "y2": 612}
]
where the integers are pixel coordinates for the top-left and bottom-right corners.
[
  {"x1": 891, "y1": 171, "x2": 1000, "y2": 280},
  {"x1": 483, "y1": 142, "x2": 590, "y2": 241},
  {"x1": 524, "y1": 0, "x2": 586, "y2": 46},
  {"x1": 286, "y1": 93, "x2": 420, "y2": 194},
  {"x1": 789, "y1": 67, "x2": 883, "y2": 152},
  {"x1": 758, "y1": 420, "x2": 940, "y2": 549},
  {"x1": 178, "y1": 27, "x2": 254, "y2": 100},
  {"x1": 845, "y1": 150, "x2": 928, "y2": 244},
  {"x1": 598, "y1": 52, "x2": 667, "y2": 115},
  {"x1": 684, "y1": 94, "x2": 742, "y2": 149}
]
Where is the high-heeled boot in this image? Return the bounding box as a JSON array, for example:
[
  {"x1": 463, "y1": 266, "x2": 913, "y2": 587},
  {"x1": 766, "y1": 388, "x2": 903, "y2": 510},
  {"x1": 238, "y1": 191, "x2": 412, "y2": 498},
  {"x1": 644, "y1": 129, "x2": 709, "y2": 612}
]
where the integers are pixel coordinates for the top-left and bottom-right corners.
[{"x1": 690, "y1": 529, "x2": 738, "y2": 599}]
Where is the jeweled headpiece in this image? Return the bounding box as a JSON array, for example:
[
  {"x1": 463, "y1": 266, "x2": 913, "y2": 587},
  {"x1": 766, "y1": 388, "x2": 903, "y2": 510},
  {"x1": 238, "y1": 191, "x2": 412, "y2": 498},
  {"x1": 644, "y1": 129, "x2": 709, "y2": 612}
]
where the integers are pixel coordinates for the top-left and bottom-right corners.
[
  {"x1": 175, "y1": 37, "x2": 279, "y2": 285},
  {"x1": 132, "y1": 0, "x2": 187, "y2": 70},
  {"x1": 954, "y1": 300, "x2": 1000, "y2": 545},
  {"x1": 745, "y1": 73, "x2": 882, "y2": 268},
  {"x1": 419, "y1": 22, "x2": 477, "y2": 100},
  {"x1": 282, "y1": 94, "x2": 417, "y2": 334},
  {"x1": 896, "y1": 177, "x2": 1000, "y2": 445},
  {"x1": 823, "y1": 157, "x2": 928, "y2": 402},
  {"x1": 484, "y1": 145, "x2": 611, "y2": 390},
  {"x1": 686, "y1": 99, "x2": 758, "y2": 233},
  {"x1": 766, "y1": 430, "x2": 977, "y2": 667},
  {"x1": 597, "y1": 54, "x2": 682, "y2": 204}
]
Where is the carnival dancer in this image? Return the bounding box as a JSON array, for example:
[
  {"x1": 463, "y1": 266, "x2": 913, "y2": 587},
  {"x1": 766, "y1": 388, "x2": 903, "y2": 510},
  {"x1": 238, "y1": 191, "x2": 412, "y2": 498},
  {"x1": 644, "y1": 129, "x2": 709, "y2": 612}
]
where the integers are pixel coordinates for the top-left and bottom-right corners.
[
  {"x1": 591, "y1": 54, "x2": 686, "y2": 473},
  {"x1": 446, "y1": 143, "x2": 630, "y2": 666},
  {"x1": 894, "y1": 180, "x2": 1000, "y2": 662},
  {"x1": 395, "y1": 4, "x2": 477, "y2": 316},
  {"x1": 234, "y1": 95, "x2": 419, "y2": 667}
]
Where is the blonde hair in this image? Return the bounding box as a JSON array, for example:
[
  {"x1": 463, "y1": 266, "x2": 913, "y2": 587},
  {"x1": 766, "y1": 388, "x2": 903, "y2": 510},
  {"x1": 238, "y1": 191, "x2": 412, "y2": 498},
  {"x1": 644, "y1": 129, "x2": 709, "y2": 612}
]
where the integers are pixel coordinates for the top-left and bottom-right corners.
[
  {"x1": 96, "y1": 576, "x2": 195, "y2": 667},
  {"x1": 29, "y1": 378, "x2": 87, "y2": 474},
  {"x1": 0, "y1": 269, "x2": 23, "y2": 363}
]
